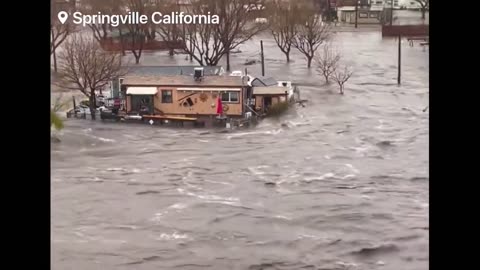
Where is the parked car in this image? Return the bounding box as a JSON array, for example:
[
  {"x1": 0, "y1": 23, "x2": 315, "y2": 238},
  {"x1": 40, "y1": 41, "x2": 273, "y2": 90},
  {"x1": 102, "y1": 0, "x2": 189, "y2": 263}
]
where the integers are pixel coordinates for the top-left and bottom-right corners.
[
  {"x1": 66, "y1": 105, "x2": 90, "y2": 118},
  {"x1": 96, "y1": 95, "x2": 105, "y2": 107}
]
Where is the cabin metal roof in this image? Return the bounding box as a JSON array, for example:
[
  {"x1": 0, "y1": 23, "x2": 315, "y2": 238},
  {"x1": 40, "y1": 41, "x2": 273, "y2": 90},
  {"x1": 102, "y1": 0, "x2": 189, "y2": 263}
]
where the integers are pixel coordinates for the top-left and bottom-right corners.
[
  {"x1": 250, "y1": 76, "x2": 278, "y2": 87},
  {"x1": 253, "y1": 86, "x2": 289, "y2": 95},
  {"x1": 122, "y1": 75, "x2": 246, "y2": 87},
  {"x1": 122, "y1": 66, "x2": 225, "y2": 76}
]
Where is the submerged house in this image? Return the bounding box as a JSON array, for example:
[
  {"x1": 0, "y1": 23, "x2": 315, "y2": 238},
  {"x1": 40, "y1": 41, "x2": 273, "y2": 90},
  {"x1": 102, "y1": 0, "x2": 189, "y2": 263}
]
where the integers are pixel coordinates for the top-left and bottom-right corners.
[
  {"x1": 245, "y1": 76, "x2": 296, "y2": 113},
  {"x1": 109, "y1": 65, "x2": 225, "y2": 98},
  {"x1": 336, "y1": 0, "x2": 386, "y2": 24},
  {"x1": 121, "y1": 68, "x2": 248, "y2": 122}
]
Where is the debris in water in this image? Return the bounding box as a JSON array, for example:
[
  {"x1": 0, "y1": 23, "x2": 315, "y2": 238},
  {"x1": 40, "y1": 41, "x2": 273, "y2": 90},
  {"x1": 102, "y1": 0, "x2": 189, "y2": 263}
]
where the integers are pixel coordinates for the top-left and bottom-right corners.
[
  {"x1": 376, "y1": 140, "x2": 394, "y2": 147},
  {"x1": 351, "y1": 244, "x2": 399, "y2": 257},
  {"x1": 335, "y1": 185, "x2": 357, "y2": 189},
  {"x1": 51, "y1": 136, "x2": 61, "y2": 143},
  {"x1": 136, "y1": 190, "x2": 161, "y2": 195},
  {"x1": 329, "y1": 239, "x2": 342, "y2": 245},
  {"x1": 264, "y1": 182, "x2": 276, "y2": 187}
]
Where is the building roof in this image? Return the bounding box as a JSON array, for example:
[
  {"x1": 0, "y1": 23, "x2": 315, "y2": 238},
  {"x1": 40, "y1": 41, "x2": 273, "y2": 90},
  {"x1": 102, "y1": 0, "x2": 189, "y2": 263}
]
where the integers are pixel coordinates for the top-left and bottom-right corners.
[
  {"x1": 122, "y1": 65, "x2": 225, "y2": 76},
  {"x1": 250, "y1": 76, "x2": 278, "y2": 87},
  {"x1": 126, "y1": 87, "x2": 158, "y2": 95},
  {"x1": 253, "y1": 86, "x2": 289, "y2": 95},
  {"x1": 122, "y1": 75, "x2": 246, "y2": 87}
]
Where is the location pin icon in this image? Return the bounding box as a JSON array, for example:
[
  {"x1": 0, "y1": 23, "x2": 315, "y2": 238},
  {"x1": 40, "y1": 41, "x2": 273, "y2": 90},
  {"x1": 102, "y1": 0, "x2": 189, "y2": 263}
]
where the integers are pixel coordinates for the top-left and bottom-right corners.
[{"x1": 58, "y1": 11, "x2": 68, "y2": 24}]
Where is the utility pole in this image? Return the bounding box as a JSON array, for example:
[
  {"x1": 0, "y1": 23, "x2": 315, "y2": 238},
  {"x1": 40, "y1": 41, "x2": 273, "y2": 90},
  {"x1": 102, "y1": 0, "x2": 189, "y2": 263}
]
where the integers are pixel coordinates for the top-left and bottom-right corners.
[
  {"x1": 398, "y1": 34, "x2": 401, "y2": 85},
  {"x1": 355, "y1": 0, "x2": 358, "y2": 28},
  {"x1": 327, "y1": 0, "x2": 331, "y2": 22},
  {"x1": 72, "y1": 96, "x2": 77, "y2": 117},
  {"x1": 189, "y1": 33, "x2": 193, "y2": 62},
  {"x1": 390, "y1": 0, "x2": 394, "y2": 26},
  {"x1": 260, "y1": 40, "x2": 265, "y2": 76},
  {"x1": 222, "y1": 0, "x2": 230, "y2": 71}
]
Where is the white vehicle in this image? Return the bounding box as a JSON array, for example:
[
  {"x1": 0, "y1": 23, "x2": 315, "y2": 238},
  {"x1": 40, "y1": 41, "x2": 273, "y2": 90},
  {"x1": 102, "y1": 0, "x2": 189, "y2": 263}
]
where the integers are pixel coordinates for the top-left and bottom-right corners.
[
  {"x1": 243, "y1": 4, "x2": 265, "y2": 12},
  {"x1": 230, "y1": 70, "x2": 243, "y2": 76},
  {"x1": 255, "y1": 18, "x2": 268, "y2": 24}
]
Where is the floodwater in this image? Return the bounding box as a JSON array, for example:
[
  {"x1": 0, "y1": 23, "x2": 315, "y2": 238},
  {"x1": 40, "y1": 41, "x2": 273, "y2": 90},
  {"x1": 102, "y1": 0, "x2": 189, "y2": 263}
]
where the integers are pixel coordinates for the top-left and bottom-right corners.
[{"x1": 51, "y1": 31, "x2": 429, "y2": 270}]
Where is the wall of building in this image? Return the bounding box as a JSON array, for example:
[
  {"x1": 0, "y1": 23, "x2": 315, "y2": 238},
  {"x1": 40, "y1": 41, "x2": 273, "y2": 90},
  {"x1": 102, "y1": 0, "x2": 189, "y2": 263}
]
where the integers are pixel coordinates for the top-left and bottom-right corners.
[
  {"x1": 254, "y1": 95, "x2": 285, "y2": 110},
  {"x1": 339, "y1": 10, "x2": 381, "y2": 24},
  {"x1": 153, "y1": 87, "x2": 244, "y2": 116},
  {"x1": 126, "y1": 96, "x2": 131, "y2": 112}
]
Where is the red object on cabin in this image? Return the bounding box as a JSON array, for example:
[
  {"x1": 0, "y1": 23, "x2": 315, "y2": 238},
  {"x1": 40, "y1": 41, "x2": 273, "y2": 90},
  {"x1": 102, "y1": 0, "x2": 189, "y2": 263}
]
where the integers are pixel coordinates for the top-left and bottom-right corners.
[{"x1": 216, "y1": 97, "x2": 223, "y2": 115}]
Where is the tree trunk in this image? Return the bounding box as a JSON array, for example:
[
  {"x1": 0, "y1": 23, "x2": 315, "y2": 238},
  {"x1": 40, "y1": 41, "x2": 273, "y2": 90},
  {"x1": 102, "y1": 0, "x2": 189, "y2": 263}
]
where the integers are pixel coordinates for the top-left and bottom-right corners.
[
  {"x1": 285, "y1": 52, "x2": 290, "y2": 63},
  {"x1": 89, "y1": 95, "x2": 97, "y2": 120},
  {"x1": 119, "y1": 28, "x2": 126, "y2": 56},
  {"x1": 102, "y1": 23, "x2": 108, "y2": 40},
  {"x1": 324, "y1": 74, "x2": 329, "y2": 84},
  {"x1": 169, "y1": 48, "x2": 174, "y2": 56},
  {"x1": 307, "y1": 57, "x2": 312, "y2": 68},
  {"x1": 226, "y1": 50, "x2": 230, "y2": 72},
  {"x1": 150, "y1": 29, "x2": 156, "y2": 40},
  {"x1": 135, "y1": 54, "x2": 140, "y2": 64},
  {"x1": 53, "y1": 48, "x2": 58, "y2": 73},
  {"x1": 421, "y1": 9, "x2": 426, "y2": 20},
  {"x1": 339, "y1": 85, "x2": 344, "y2": 95}
]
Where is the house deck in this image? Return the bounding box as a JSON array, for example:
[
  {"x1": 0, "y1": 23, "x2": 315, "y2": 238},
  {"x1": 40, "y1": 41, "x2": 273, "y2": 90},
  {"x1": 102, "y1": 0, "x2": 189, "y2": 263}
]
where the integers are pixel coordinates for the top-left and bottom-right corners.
[{"x1": 141, "y1": 115, "x2": 198, "y2": 122}]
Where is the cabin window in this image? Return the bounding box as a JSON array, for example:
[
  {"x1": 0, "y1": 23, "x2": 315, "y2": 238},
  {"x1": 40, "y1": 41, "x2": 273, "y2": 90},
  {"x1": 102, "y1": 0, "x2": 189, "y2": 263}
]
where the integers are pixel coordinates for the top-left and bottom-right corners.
[
  {"x1": 359, "y1": 12, "x2": 368, "y2": 18},
  {"x1": 161, "y1": 90, "x2": 172, "y2": 103},
  {"x1": 221, "y1": 91, "x2": 239, "y2": 103}
]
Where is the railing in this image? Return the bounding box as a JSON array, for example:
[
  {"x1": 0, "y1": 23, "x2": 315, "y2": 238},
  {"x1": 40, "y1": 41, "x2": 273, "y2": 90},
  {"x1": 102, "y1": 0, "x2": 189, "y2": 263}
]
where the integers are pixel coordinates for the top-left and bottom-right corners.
[{"x1": 382, "y1": 25, "x2": 429, "y2": 37}]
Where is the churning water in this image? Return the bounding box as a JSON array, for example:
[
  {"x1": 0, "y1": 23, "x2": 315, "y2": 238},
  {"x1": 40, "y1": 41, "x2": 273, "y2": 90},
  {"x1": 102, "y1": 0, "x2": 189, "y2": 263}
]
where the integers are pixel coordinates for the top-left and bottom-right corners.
[{"x1": 52, "y1": 31, "x2": 428, "y2": 270}]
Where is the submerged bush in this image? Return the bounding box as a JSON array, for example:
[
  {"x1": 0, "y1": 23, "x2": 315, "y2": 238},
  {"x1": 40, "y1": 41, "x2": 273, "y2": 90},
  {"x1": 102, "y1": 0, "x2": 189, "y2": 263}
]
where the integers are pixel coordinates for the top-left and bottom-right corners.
[
  {"x1": 51, "y1": 110, "x2": 64, "y2": 130},
  {"x1": 266, "y1": 102, "x2": 289, "y2": 117}
]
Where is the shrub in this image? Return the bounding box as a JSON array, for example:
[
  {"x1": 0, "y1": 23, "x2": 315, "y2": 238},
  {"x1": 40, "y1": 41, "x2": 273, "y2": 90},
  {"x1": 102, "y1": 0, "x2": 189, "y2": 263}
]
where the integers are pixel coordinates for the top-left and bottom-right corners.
[
  {"x1": 51, "y1": 110, "x2": 64, "y2": 130},
  {"x1": 266, "y1": 102, "x2": 289, "y2": 117}
]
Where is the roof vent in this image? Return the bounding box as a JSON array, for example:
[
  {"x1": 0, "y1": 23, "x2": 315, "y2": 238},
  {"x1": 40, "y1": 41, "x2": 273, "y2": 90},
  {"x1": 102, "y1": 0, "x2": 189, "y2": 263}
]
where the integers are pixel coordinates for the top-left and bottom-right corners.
[{"x1": 194, "y1": 67, "x2": 204, "y2": 81}]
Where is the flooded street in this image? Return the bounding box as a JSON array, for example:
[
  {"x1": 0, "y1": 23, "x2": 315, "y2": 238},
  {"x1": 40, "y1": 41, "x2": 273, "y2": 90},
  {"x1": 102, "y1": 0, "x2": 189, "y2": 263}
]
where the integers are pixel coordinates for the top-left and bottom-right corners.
[{"x1": 52, "y1": 31, "x2": 429, "y2": 270}]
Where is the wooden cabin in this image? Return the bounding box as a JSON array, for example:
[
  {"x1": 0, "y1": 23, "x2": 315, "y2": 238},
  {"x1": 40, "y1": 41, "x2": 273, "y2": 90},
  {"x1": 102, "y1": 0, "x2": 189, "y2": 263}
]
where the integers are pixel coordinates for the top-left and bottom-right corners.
[
  {"x1": 121, "y1": 69, "x2": 248, "y2": 122},
  {"x1": 252, "y1": 86, "x2": 290, "y2": 113}
]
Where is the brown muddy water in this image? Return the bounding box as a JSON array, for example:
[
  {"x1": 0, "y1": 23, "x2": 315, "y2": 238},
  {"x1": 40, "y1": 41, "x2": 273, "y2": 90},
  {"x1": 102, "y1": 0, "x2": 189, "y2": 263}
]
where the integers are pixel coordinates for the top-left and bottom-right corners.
[{"x1": 51, "y1": 31, "x2": 428, "y2": 270}]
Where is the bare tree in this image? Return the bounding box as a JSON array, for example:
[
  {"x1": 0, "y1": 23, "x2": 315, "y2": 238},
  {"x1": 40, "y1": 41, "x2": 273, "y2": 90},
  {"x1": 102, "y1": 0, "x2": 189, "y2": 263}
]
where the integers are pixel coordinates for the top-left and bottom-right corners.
[
  {"x1": 332, "y1": 65, "x2": 353, "y2": 95},
  {"x1": 415, "y1": 0, "x2": 429, "y2": 20},
  {"x1": 81, "y1": 0, "x2": 117, "y2": 41},
  {"x1": 155, "y1": 0, "x2": 183, "y2": 56},
  {"x1": 51, "y1": 1, "x2": 74, "y2": 72},
  {"x1": 80, "y1": 0, "x2": 130, "y2": 55},
  {"x1": 315, "y1": 43, "x2": 341, "y2": 84},
  {"x1": 181, "y1": 0, "x2": 266, "y2": 68},
  {"x1": 51, "y1": 23, "x2": 73, "y2": 73},
  {"x1": 268, "y1": 0, "x2": 298, "y2": 62},
  {"x1": 293, "y1": 1, "x2": 331, "y2": 68},
  {"x1": 216, "y1": 0, "x2": 267, "y2": 71},
  {"x1": 58, "y1": 34, "x2": 125, "y2": 119},
  {"x1": 182, "y1": 22, "x2": 223, "y2": 66},
  {"x1": 125, "y1": 0, "x2": 150, "y2": 64},
  {"x1": 181, "y1": 0, "x2": 225, "y2": 66}
]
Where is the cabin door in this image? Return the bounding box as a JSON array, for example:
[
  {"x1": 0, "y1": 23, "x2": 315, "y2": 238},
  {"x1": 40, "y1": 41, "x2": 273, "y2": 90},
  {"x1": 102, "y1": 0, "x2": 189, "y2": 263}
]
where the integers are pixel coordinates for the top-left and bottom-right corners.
[
  {"x1": 263, "y1": 96, "x2": 272, "y2": 112},
  {"x1": 131, "y1": 95, "x2": 154, "y2": 115}
]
